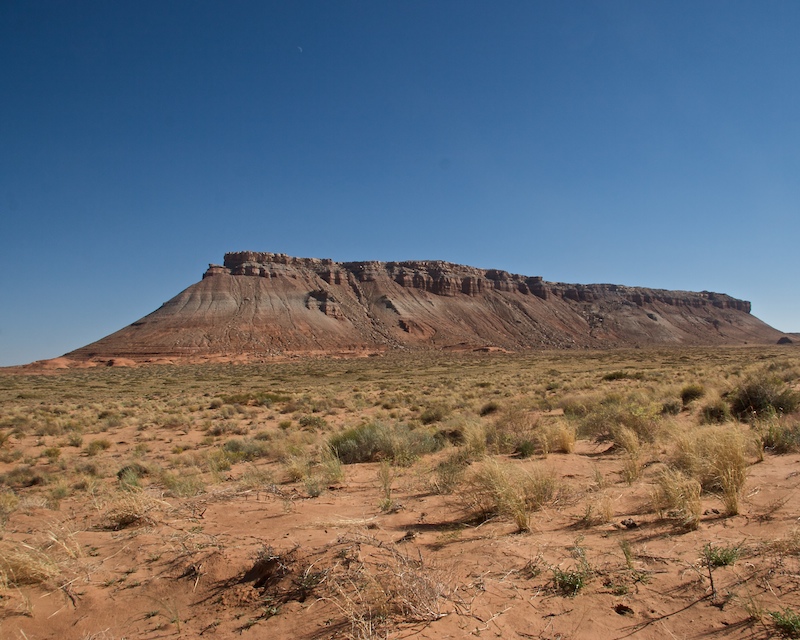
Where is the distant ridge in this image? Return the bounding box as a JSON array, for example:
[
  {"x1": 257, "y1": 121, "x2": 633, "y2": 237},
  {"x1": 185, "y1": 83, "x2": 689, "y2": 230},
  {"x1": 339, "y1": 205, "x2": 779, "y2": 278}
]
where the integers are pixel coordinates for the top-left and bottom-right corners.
[{"x1": 63, "y1": 251, "x2": 785, "y2": 363}]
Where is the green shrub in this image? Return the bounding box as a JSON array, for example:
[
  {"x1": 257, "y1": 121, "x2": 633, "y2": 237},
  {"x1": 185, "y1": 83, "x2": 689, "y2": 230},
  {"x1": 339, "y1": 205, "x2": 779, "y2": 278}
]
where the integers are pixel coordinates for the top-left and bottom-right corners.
[
  {"x1": 515, "y1": 440, "x2": 537, "y2": 458},
  {"x1": 161, "y1": 470, "x2": 205, "y2": 497},
  {"x1": 485, "y1": 407, "x2": 537, "y2": 454},
  {"x1": 42, "y1": 447, "x2": 61, "y2": 462},
  {"x1": 85, "y1": 439, "x2": 112, "y2": 456},
  {"x1": 761, "y1": 418, "x2": 800, "y2": 453},
  {"x1": 680, "y1": 383, "x2": 706, "y2": 406},
  {"x1": 702, "y1": 543, "x2": 740, "y2": 567},
  {"x1": 222, "y1": 438, "x2": 271, "y2": 462},
  {"x1": 601, "y1": 370, "x2": 639, "y2": 381},
  {"x1": 770, "y1": 607, "x2": 800, "y2": 638},
  {"x1": 699, "y1": 399, "x2": 731, "y2": 424},
  {"x1": 552, "y1": 567, "x2": 587, "y2": 597},
  {"x1": 329, "y1": 422, "x2": 443, "y2": 465},
  {"x1": 479, "y1": 401, "x2": 500, "y2": 417},
  {"x1": 420, "y1": 405, "x2": 449, "y2": 425},
  {"x1": 0, "y1": 465, "x2": 50, "y2": 488},
  {"x1": 661, "y1": 400, "x2": 682, "y2": 416},
  {"x1": 569, "y1": 394, "x2": 658, "y2": 443},
  {"x1": 117, "y1": 463, "x2": 150, "y2": 489},
  {"x1": 298, "y1": 415, "x2": 327, "y2": 430},
  {"x1": 729, "y1": 376, "x2": 800, "y2": 421}
]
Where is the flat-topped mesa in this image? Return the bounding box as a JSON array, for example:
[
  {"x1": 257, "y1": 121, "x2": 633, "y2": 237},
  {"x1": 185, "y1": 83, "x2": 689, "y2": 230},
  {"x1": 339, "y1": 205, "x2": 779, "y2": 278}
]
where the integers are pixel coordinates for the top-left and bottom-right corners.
[
  {"x1": 66, "y1": 251, "x2": 780, "y2": 363},
  {"x1": 204, "y1": 252, "x2": 751, "y2": 312},
  {"x1": 208, "y1": 253, "x2": 548, "y2": 298},
  {"x1": 543, "y1": 283, "x2": 751, "y2": 313}
]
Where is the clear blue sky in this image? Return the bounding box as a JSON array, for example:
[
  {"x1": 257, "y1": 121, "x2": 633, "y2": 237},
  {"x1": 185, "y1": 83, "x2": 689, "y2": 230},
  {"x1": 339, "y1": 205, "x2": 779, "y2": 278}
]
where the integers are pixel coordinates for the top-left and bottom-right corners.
[{"x1": 2, "y1": 1, "x2": 798, "y2": 366}]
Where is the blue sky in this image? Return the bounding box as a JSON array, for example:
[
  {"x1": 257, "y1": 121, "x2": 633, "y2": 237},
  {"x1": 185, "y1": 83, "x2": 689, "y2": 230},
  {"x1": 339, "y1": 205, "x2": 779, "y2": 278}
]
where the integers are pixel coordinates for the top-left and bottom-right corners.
[{"x1": 2, "y1": 1, "x2": 798, "y2": 366}]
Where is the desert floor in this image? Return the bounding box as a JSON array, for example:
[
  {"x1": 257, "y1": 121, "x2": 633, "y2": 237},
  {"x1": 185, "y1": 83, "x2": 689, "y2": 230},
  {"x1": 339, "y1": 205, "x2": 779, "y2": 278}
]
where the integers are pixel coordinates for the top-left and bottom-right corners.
[{"x1": 2, "y1": 346, "x2": 800, "y2": 639}]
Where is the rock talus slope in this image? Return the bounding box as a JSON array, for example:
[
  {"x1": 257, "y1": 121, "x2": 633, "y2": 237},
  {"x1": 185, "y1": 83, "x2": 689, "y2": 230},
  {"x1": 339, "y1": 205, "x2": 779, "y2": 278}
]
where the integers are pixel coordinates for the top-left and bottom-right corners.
[{"x1": 66, "y1": 252, "x2": 784, "y2": 361}]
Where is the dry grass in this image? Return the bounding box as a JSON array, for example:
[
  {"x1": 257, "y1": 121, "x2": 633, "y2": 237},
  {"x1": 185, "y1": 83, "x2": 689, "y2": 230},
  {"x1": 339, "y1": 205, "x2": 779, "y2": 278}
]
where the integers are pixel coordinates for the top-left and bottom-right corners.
[
  {"x1": 0, "y1": 541, "x2": 61, "y2": 588},
  {"x1": 673, "y1": 424, "x2": 752, "y2": 515},
  {"x1": 324, "y1": 534, "x2": 451, "y2": 637},
  {"x1": 1, "y1": 347, "x2": 799, "y2": 636},
  {"x1": 650, "y1": 467, "x2": 702, "y2": 529},
  {"x1": 102, "y1": 489, "x2": 167, "y2": 530},
  {"x1": 461, "y1": 459, "x2": 556, "y2": 532}
]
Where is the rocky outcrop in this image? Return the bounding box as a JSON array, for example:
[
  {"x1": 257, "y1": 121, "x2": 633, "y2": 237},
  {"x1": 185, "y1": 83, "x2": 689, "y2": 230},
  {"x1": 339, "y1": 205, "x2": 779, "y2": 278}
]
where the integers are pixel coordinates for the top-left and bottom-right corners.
[{"x1": 65, "y1": 252, "x2": 783, "y2": 362}]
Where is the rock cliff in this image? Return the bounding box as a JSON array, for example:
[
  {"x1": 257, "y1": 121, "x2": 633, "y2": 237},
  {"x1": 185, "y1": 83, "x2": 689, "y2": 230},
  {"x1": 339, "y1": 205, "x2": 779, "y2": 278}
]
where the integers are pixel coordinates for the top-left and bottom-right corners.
[{"x1": 65, "y1": 252, "x2": 783, "y2": 362}]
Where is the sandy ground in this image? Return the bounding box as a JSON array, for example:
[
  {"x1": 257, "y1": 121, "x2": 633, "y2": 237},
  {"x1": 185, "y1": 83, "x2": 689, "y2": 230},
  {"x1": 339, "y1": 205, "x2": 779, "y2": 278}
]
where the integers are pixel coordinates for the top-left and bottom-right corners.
[
  {"x1": 3, "y1": 445, "x2": 800, "y2": 639},
  {"x1": 2, "y1": 350, "x2": 799, "y2": 639}
]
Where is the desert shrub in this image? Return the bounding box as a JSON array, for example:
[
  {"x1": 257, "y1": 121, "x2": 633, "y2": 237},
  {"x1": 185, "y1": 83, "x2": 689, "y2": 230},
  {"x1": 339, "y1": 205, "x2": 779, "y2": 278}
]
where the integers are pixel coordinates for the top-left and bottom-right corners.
[
  {"x1": 461, "y1": 420, "x2": 488, "y2": 458},
  {"x1": 566, "y1": 393, "x2": 659, "y2": 443},
  {"x1": 318, "y1": 445, "x2": 344, "y2": 484},
  {"x1": 238, "y1": 464, "x2": 274, "y2": 489},
  {"x1": 702, "y1": 542, "x2": 740, "y2": 567},
  {"x1": 611, "y1": 425, "x2": 642, "y2": 484},
  {"x1": 298, "y1": 415, "x2": 327, "y2": 430},
  {"x1": 680, "y1": 383, "x2": 706, "y2": 406},
  {"x1": 0, "y1": 465, "x2": 50, "y2": 488},
  {"x1": 161, "y1": 470, "x2": 205, "y2": 497},
  {"x1": 673, "y1": 425, "x2": 751, "y2": 515},
  {"x1": 760, "y1": 417, "x2": 800, "y2": 453},
  {"x1": 66, "y1": 432, "x2": 83, "y2": 447},
  {"x1": 34, "y1": 420, "x2": 64, "y2": 437},
  {"x1": 329, "y1": 422, "x2": 443, "y2": 465},
  {"x1": 650, "y1": 467, "x2": 701, "y2": 529},
  {"x1": 219, "y1": 391, "x2": 290, "y2": 407},
  {"x1": 516, "y1": 440, "x2": 537, "y2": 458},
  {"x1": 514, "y1": 420, "x2": 576, "y2": 458},
  {"x1": 661, "y1": 399, "x2": 682, "y2": 416},
  {"x1": 485, "y1": 407, "x2": 537, "y2": 454},
  {"x1": 207, "y1": 421, "x2": 248, "y2": 437},
  {"x1": 479, "y1": 401, "x2": 500, "y2": 417},
  {"x1": 770, "y1": 608, "x2": 800, "y2": 638},
  {"x1": 323, "y1": 535, "x2": 450, "y2": 633},
  {"x1": 461, "y1": 459, "x2": 556, "y2": 532},
  {"x1": 103, "y1": 490, "x2": 165, "y2": 530},
  {"x1": 729, "y1": 375, "x2": 800, "y2": 421},
  {"x1": 222, "y1": 438, "x2": 271, "y2": 462},
  {"x1": 205, "y1": 448, "x2": 233, "y2": 476},
  {"x1": 0, "y1": 490, "x2": 19, "y2": 524},
  {"x1": 699, "y1": 398, "x2": 731, "y2": 424},
  {"x1": 420, "y1": 405, "x2": 449, "y2": 425},
  {"x1": 552, "y1": 567, "x2": 587, "y2": 597},
  {"x1": 560, "y1": 395, "x2": 591, "y2": 418},
  {"x1": 283, "y1": 455, "x2": 311, "y2": 482},
  {"x1": 85, "y1": 438, "x2": 111, "y2": 456},
  {"x1": 431, "y1": 449, "x2": 472, "y2": 494},
  {"x1": 47, "y1": 482, "x2": 69, "y2": 508},
  {"x1": 612, "y1": 426, "x2": 640, "y2": 457},
  {"x1": 601, "y1": 370, "x2": 643, "y2": 382},
  {"x1": 117, "y1": 462, "x2": 150, "y2": 489},
  {"x1": 544, "y1": 420, "x2": 576, "y2": 454},
  {"x1": 42, "y1": 446, "x2": 61, "y2": 462}
]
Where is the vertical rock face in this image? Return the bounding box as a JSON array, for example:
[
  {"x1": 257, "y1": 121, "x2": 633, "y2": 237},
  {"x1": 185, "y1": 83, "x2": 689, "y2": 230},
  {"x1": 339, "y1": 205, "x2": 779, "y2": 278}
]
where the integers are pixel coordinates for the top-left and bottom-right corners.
[{"x1": 65, "y1": 252, "x2": 780, "y2": 362}]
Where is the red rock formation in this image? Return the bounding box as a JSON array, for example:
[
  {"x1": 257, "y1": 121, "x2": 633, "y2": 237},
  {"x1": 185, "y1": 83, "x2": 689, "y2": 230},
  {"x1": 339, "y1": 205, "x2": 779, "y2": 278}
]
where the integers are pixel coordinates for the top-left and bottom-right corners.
[{"x1": 64, "y1": 252, "x2": 782, "y2": 362}]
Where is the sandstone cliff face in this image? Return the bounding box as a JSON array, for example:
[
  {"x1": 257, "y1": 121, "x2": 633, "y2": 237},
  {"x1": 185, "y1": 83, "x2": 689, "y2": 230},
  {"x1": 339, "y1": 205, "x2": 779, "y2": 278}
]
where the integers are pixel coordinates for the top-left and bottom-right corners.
[{"x1": 66, "y1": 252, "x2": 781, "y2": 361}]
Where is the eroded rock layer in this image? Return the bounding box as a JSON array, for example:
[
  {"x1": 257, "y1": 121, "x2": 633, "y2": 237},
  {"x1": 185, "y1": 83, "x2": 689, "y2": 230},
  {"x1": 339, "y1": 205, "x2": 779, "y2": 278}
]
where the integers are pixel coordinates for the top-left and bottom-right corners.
[{"x1": 66, "y1": 252, "x2": 783, "y2": 361}]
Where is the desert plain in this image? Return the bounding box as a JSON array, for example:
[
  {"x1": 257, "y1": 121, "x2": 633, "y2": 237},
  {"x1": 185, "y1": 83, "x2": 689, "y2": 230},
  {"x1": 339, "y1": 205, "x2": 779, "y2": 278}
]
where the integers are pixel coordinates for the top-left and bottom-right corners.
[{"x1": 2, "y1": 346, "x2": 800, "y2": 639}]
